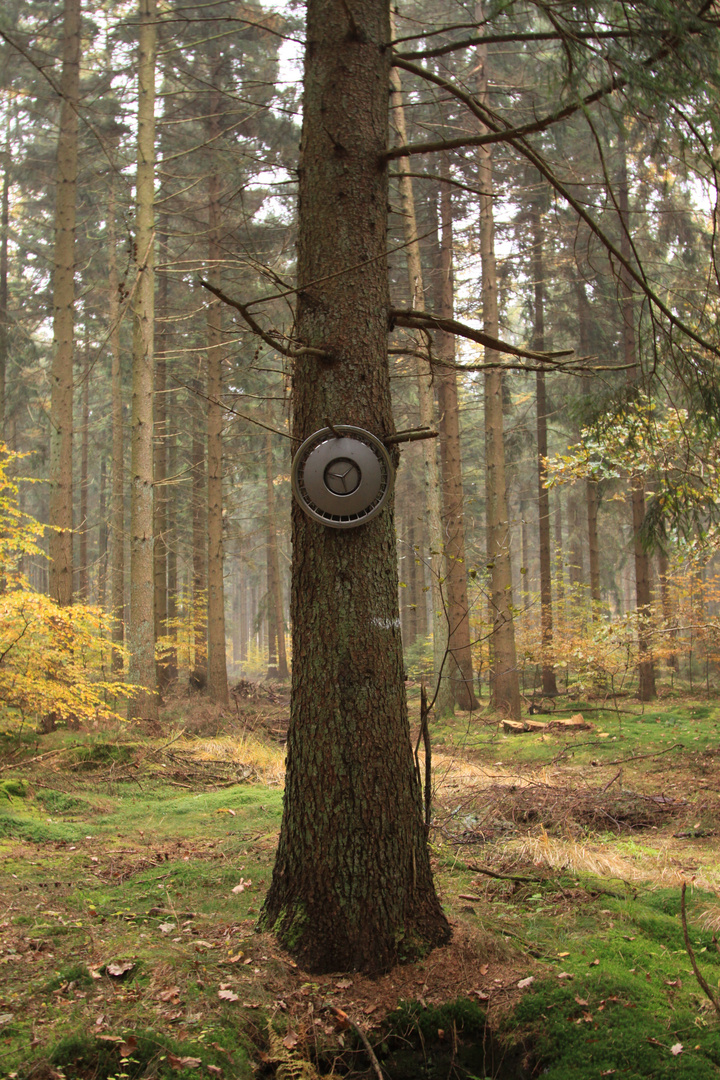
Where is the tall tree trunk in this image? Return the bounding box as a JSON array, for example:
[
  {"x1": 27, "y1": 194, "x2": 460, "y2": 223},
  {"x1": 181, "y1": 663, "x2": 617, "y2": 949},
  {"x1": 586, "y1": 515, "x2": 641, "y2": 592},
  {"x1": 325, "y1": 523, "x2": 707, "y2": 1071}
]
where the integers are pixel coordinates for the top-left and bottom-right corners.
[
  {"x1": 530, "y1": 193, "x2": 558, "y2": 697},
  {"x1": 128, "y1": 0, "x2": 158, "y2": 722},
  {"x1": 154, "y1": 230, "x2": 169, "y2": 694},
  {"x1": 574, "y1": 280, "x2": 602, "y2": 610},
  {"x1": 618, "y1": 132, "x2": 656, "y2": 701},
  {"x1": 657, "y1": 548, "x2": 678, "y2": 672},
  {"x1": 389, "y1": 54, "x2": 452, "y2": 715},
  {"x1": 165, "y1": 429, "x2": 178, "y2": 685},
  {"x1": 108, "y1": 148, "x2": 125, "y2": 672},
  {"x1": 191, "y1": 382, "x2": 207, "y2": 686},
  {"x1": 206, "y1": 130, "x2": 229, "y2": 703},
  {"x1": 261, "y1": 0, "x2": 450, "y2": 972},
  {"x1": 435, "y1": 157, "x2": 478, "y2": 711},
  {"x1": 78, "y1": 336, "x2": 90, "y2": 601},
  {"x1": 49, "y1": 0, "x2": 81, "y2": 607},
  {"x1": 0, "y1": 128, "x2": 9, "y2": 439},
  {"x1": 98, "y1": 455, "x2": 107, "y2": 609},
  {"x1": 475, "y1": 9, "x2": 520, "y2": 719},
  {"x1": 265, "y1": 429, "x2": 289, "y2": 680}
]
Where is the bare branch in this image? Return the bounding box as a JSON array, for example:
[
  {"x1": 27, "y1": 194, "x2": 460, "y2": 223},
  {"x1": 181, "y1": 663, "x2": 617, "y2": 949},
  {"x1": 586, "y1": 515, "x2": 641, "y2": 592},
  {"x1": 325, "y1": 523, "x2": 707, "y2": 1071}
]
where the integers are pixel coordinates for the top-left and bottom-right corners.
[
  {"x1": 198, "y1": 279, "x2": 330, "y2": 360},
  {"x1": 390, "y1": 307, "x2": 574, "y2": 364}
]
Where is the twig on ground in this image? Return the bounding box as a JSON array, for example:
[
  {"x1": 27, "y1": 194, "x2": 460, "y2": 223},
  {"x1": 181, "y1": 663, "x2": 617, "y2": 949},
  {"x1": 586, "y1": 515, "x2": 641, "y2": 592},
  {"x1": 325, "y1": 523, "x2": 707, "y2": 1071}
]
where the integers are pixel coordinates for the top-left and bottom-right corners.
[
  {"x1": 0, "y1": 746, "x2": 71, "y2": 773},
  {"x1": 681, "y1": 881, "x2": 720, "y2": 1020},
  {"x1": 601, "y1": 743, "x2": 684, "y2": 767},
  {"x1": 465, "y1": 862, "x2": 540, "y2": 884},
  {"x1": 349, "y1": 1019, "x2": 385, "y2": 1080}
]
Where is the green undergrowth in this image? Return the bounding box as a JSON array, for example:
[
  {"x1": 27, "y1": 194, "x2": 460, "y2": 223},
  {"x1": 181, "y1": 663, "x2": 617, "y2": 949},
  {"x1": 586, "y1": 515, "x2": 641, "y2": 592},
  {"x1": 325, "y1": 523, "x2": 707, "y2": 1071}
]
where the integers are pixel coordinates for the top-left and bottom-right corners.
[
  {"x1": 500, "y1": 883, "x2": 720, "y2": 1078},
  {"x1": 45, "y1": 1028, "x2": 248, "y2": 1080},
  {"x1": 422, "y1": 692, "x2": 720, "y2": 771}
]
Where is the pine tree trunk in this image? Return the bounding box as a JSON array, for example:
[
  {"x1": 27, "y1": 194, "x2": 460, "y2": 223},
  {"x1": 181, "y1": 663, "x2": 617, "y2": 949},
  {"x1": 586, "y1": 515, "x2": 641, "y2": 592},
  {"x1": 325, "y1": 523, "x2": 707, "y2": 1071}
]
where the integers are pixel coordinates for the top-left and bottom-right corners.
[
  {"x1": 476, "y1": 10, "x2": 520, "y2": 719},
  {"x1": 0, "y1": 130, "x2": 9, "y2": 438},
  {"x1": 191, "y1": 384, "x2": 207, "y2": 686},
  {"x1": 618, "y1": 134, "x2": 656, "y2": 701},
  {"x1": 165, "y1": 430, "x2": 178, "y2": 685},
  {"x1": 265, "y1": 429, "x2": 288, "y2": 680},
  {"x1": 260, "y1": 0, "x2": 450, "y2": 972},
  {"x1": 206, "y1": 145, "x2": 229, "y2": 704},
  {"x1": 435, "y1": 158, "x2": 478, "y2": 711},
  {"x1": 657, "y1": 548, "x2": 678, "y2": 672},
  {"x1": 530, "y1": 195, "x2": 558, "y2": 698},
  {"x1": 389, "y1": 55, "x2": 452, "y2": 715},
  {"x1": 78, "y1": 337, "x2": 90, "y2": 601},
  {"x1": 49, "y1": 0, "x2": 81, "y2": 608},
  {"x1": 98, "y1": 455, "x2": 107, "y2": 609},
  {"x1": 128, "y1": 0, "x2": 159, "y2": 723},
  {"x1": 108, "y1": 152, "x2": 125, "y2": 672},
  {"x1": 574, "y1": 280, "x2": 602, "y2": 610},
  {"x1": 154, "y1": 231, "x2": 169, "y2": 694}
]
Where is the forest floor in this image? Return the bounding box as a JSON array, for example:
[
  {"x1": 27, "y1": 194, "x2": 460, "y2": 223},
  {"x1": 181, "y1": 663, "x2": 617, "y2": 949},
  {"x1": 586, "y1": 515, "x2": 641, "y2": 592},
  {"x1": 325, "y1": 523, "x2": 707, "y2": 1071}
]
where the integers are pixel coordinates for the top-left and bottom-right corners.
[{"x1": 2, "y1": 680, "x2": 720, "y2": 1079}]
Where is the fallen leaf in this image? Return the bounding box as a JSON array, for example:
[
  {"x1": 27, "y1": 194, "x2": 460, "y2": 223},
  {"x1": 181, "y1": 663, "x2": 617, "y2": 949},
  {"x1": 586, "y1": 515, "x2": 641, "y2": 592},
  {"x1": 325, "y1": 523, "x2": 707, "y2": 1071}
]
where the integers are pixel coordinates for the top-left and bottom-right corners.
[
  {"x1": 665, "y1": 979, "x2": 682, "y2": 988},
  {"x1": 557, "y1": 972, "x2": 574, "y2": 981},
  {"x1": 167, "y1": 1053, "x2": 202, "y2": 1069},
  {"x1": 589, "y1": 959, "x2": 600, "y2": 966},
  {"x1": 557, "y1": 952, "x2": 570, "y2": 958},
  {"x1": 517, "y1": 977, "x2": 535, "y2": 989},
  {"x1": 574, "y1": 996, "x2": 589, "y2": 1007},
  {"x1": 207, "y1": 1068, "x2": 222, "y2": 1076},
  {"x1": 158, "y1": 922, "x2": 176, "y2": 935},
  {"x1": 232, "y1": 879, "x2": 252, "y2": 894},
  {"x1": 364, "y1": 1004, "x2": 378, "y2": 1014},
  {"x1": 0, "y1": 1014, "x2": 14, "y2": 1027},
  {"x1": 106, "y1": 961, "x2": 135, "y2": 977},
  {"x1": 283, "y1": 1031, "x2": 299, "y2": 1050},
  {"x1": 120, "y1": 1037, "x2": 138, "y2": 1057},
  {"x1": 671, "y1": 1043, "x2": 683, "y2": 1056},
  {"x1": 97, "y1": 1034, "x2": 123, "y2": 1044},
  {"x1": 600, "y1": 1071, "x2": 616, "y2": 1076},
  {"x1": 215, "y1": 808, "x2": 236, "y2": 816},
  {"x1": 480, "y1": 964, "x2": 489, "y2": 976},
  {"x1": 159, "y1": 987, "x2": 181, "y2": 1001},
  {"x1": 228, "y1": 952, "x2": 244, "y2": 963},
  {"x1": 472, "y1": 990, "x2": 490, "y2": 1001},
  {"x1": 335, "y1": 979, "x2": 353, "y2": 990},
  {"x1": 218, "y1": 989, "x2": 239, "y2": 1002}
]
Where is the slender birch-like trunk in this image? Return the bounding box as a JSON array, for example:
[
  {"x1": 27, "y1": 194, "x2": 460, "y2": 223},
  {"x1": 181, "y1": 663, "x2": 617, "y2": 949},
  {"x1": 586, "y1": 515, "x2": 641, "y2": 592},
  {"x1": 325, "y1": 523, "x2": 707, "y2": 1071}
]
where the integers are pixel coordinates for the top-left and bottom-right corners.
[
  {"x1": 435, "y1": 156, "x2": 478, "y2": 710},
  {"x1": 575, "y1": 279, "x2": 602, "y2": 610},
  {"x1": 206, "y1": 96, "x2": 229, "y2": 704},
  {"x1": 475, "y1": 6, "x2": 520, "y2": 719},
  {"x1": 49, "y1": 0, "x2": 81, "y2": 607},
  {"x1": 265, "y1": 429, "x2": 288, "y2": 680},
  {"x1": 154, "y1": 229, "x2": 169, "y2": 693},
  {"x1": 128, "y1": 0, "x2": 158, "y2": 722},
  {"x1": 108, "y1": 156, "x2": 125, "y2": 671},
  {"x1": 0, "y1": 128, "x2": 9, "y2": 438},
  {"x1": 78, "y1": 337, "x2": 89, "y2": 601},
  {"x1": 530, "y1": 193, "x2": 558, "y2": 697},
  {"x1": 618, "y1": 131, "x2": 656, "y2": 700},
  {"x1": 389, "y1": 54, "x2": 452, "y2": 715}
]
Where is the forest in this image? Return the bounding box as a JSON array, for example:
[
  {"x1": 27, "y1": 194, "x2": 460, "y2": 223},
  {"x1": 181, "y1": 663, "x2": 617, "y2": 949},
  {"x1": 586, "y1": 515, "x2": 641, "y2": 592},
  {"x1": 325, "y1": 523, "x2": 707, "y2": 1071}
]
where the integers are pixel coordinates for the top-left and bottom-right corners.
[{"x1": 3, "y1": 0, "x2": 720, "y2": 1077}]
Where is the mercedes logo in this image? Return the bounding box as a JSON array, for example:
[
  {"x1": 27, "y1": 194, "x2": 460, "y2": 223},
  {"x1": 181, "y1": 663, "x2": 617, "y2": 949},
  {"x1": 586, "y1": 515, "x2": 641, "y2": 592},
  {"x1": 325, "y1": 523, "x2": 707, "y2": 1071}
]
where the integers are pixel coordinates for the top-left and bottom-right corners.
[{"x1": 323, "y1": 457, "x2": 361, "y2": 496}]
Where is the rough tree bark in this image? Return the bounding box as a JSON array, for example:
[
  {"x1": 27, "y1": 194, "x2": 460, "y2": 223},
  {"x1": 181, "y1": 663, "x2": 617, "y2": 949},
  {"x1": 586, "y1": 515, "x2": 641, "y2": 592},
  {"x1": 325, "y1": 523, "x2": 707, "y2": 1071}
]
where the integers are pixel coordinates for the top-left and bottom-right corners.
[
  {"x1": 389, "y1": 55, "x2": 452, "y2": 715},
  {"x1": 264, "y1": 428, "x2": 289, "y2": 680},
  {"x1": 128, "y1": 0, "x2": 159, "y2": 722},
  {"x1": 435, "y1": 157, "x2": 478, "y2": 711},
  {"x1": 575, "y1": 278, "x2": 602, "y2": 611},
  {"x1": 108, "y1": 143, "x2": 125, "y2": 672},
  {"x1": 0, "y1": 128, "x2": 9, "y2": 438},
  {"x1": 530, "y1": 193, "x2": 558, "y2": 697},
  {"x1": 475, "y1": 6, "x2": 521, "y2": 719},
  {"x1": 618, "y1": 132, "x2": 656, "y2": 701},
  {"x1": 260, "y1": 0, "x2": 450, "y2": 973},
  {"x1": 206, "y1": 104, "x2": 229, "y2": 704},
  {"x1": 49, "y1": 0, "x2": 81, "y2": 607},
  {"x1": 154, "y1": 230, "x2": 170, "y2": 694}
]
